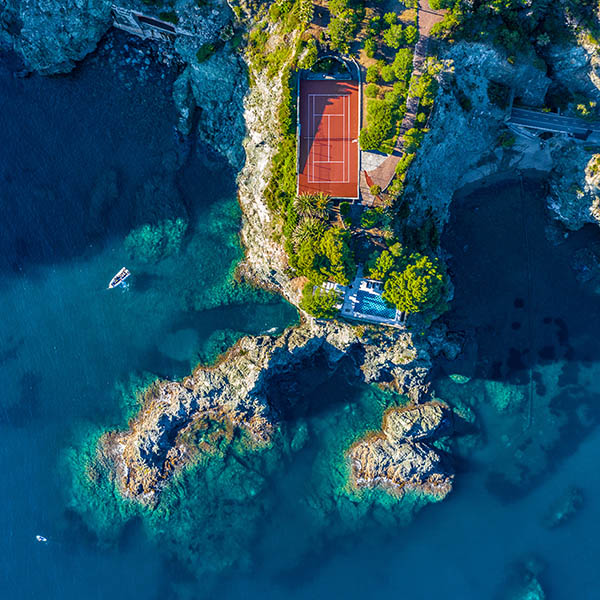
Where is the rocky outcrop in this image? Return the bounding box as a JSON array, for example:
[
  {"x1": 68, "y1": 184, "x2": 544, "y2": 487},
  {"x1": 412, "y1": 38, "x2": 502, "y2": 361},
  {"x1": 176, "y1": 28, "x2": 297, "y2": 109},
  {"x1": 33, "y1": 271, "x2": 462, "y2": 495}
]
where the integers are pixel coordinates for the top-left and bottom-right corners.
[
  {"x1": 0, "y1": 0, "x2": 112, "y2": 74},
  {"x1": 547, "y1": 148, "x2": 600, "y2": 229},
  {"x1": 348, "y1": 401, "x2": 454, "y2": 498},
  {"x1": 100, "y1": 320, "x2": 440, "y2": 505},
  {"x1": 545, "y1": 38, "x2": 600, "y2": 103}
]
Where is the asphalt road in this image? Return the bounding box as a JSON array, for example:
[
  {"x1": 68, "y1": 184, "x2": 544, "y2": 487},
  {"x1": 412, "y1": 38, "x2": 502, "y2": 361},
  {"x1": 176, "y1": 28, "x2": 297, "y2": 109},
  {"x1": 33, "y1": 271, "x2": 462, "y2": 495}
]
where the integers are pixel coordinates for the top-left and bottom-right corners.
[{"x1": 509, "y1": 107, "x2": 600, "y2": 135}]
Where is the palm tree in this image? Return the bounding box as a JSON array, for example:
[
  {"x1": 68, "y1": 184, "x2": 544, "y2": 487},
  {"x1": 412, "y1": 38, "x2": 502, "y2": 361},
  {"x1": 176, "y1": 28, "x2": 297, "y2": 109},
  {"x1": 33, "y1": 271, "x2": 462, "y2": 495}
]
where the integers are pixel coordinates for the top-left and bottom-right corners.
[
  {"x1": 294, "y1": 193, "x2": 332, "y2": 220},
  {"x1": 292, "y1": 217, "x2": 326, "y2": 248}
]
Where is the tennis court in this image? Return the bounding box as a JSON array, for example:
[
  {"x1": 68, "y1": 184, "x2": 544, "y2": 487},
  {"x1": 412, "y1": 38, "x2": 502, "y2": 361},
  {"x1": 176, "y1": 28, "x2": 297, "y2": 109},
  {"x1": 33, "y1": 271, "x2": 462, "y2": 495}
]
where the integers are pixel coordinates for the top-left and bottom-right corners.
[{"x1": 297, "y1": 79, "x2": 359, "y2": 199}]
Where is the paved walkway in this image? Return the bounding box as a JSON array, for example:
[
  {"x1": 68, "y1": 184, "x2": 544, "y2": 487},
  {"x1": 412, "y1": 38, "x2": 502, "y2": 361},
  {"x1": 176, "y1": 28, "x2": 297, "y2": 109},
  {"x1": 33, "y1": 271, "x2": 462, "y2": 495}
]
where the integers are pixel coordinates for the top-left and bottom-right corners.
[{"x1": 360, "y1": 0, "x2": 445, "y2": 202}]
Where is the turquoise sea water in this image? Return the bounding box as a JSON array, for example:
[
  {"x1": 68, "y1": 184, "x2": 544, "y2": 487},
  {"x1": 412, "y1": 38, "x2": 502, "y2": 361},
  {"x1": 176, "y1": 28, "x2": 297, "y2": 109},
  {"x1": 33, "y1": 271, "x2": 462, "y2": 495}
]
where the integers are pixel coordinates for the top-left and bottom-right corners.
[{"x1": 3, "y1": 35, "x2": 600, "y2": 600}]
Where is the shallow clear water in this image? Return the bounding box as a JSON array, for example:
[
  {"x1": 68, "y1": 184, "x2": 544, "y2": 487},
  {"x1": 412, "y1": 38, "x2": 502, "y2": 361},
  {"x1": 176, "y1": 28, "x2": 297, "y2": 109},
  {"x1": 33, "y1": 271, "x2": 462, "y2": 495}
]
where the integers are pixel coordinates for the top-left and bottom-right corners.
[{"x1": 3, "y1": 36, "x2": 600, "y2": 600}]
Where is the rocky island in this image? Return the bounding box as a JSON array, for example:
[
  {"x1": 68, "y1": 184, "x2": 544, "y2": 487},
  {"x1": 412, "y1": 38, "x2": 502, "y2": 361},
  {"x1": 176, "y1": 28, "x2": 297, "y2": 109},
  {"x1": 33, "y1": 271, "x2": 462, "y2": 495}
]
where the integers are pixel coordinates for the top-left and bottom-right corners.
[{"x1": 3, "y1": 0, "x2": 600, "y2": 587}]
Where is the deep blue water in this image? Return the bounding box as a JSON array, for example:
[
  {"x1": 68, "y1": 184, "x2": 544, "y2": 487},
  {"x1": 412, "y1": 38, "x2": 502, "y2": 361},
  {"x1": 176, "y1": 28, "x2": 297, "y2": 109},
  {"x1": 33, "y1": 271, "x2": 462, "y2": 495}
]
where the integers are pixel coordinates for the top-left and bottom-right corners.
[{"x1": 2, "y1": 35, "x2": 600, "y2": 600}]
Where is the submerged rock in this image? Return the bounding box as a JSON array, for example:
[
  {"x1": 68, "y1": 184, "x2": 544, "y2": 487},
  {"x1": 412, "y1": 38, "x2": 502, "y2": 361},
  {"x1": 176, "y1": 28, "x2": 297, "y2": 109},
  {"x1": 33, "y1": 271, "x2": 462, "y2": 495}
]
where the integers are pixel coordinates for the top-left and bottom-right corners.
[
  {"x1": 542, "y1": 485, "x2": 583, "y2": 529},
  {"x1": 501, "y1": 557, "x2": 547, "y2": 600},
  {"x1": 347, "y1": 401, "x2": 454, "y2": 499}
]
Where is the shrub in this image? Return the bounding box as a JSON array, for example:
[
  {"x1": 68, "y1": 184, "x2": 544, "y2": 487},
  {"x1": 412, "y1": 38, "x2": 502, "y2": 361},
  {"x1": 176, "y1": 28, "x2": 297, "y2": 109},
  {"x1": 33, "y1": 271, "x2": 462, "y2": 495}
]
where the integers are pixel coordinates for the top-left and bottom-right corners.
[
  {"x1": 339, "y1": 201, "x2": 351, "y2": 217},
  {"x1": 159, "y1": 11, "x2": 178, "y2": 24},
  {"x1": 301, "y1": 285, "x2": 339, "y2": 318},
  {"x1": 388, "y1": 177, "x2": 404, "y2": 197},
  {"x1": 365, "y1": 83, "x2": 379, "y2": 98},
  {"x1": 366, "y1": 64, "x2": 380, "y2": 83},
  {"x1": 366, "y1": 99, "x2": 393, "y2": 140},
  {"x1": 487, "y1": 81, "x2": 511, "y2": 109},
  {"x1": 370, "y1": 184, "x2": 382, "y2": 196},
  {"x1": 364, "y1": 37, "x2": 377, "y2": 58},
  {"x1": 383, "y1": 12, "x2": 397, "y2": 26},
  {"x1": 380, "y1": 65, "x2": 396, "y2": 83},
  {"x1": 383, "y1": 253, "x2": 446, "y2": 314},
  {"x1": 498, "y1": 130, "x2": 516, "y2": 148},
  {"x1": 361, "y1": 207, "x2": 385, "y2": 229},
  {"x1": 298, "y1": 38, "x2": 318, "y2": 69},
  {"x1": 369, "y1": 16, "x2": 382, "y2": 34},
  {"x1": 395, "y1": 152, "x2": 415, "y2": 176},
  {"x1": 196, "y1": 43, "x2": 216, "y2": 63}
]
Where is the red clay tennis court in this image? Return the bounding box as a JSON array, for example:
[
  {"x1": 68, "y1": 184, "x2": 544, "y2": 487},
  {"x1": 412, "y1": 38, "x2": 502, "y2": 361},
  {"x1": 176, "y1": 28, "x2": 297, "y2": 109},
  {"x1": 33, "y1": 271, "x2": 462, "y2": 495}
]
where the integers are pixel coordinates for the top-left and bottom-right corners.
[{"x1": 297, "y1": 79, "x2": 360, "y2": 199}]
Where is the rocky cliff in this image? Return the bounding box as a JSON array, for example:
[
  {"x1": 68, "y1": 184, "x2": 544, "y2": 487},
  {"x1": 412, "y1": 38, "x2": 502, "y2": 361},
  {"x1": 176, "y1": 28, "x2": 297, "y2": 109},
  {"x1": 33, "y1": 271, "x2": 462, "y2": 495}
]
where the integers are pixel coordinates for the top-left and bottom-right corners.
[
  {"x1": 0, "y1": 0, "x2": 112, "y2": 74},
  {"x1": 404, "y1": 40, "x2": 600, "y2": 233}
]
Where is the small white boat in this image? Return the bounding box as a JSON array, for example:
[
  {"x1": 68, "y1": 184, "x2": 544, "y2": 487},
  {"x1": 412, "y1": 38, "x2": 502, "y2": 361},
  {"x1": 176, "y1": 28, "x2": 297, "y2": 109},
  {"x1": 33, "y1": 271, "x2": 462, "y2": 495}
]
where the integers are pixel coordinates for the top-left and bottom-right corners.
[
  {"x1": 36, "y1": 535, "x2": 48, "y2": 543},
  {"x1": 108, "y1": 267, "x2": 130, "y2": 289}
]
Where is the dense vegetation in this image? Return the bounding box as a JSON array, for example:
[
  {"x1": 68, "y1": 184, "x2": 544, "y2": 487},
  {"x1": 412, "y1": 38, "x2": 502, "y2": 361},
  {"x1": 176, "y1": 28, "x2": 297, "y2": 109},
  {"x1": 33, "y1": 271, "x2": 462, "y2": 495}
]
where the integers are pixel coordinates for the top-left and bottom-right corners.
[
  {"x1": 431, "y1": 0, "x2": 600, "y2": 55},
  {"x1": 367, "y1": 243, "x2": 447, "y2": 315}
]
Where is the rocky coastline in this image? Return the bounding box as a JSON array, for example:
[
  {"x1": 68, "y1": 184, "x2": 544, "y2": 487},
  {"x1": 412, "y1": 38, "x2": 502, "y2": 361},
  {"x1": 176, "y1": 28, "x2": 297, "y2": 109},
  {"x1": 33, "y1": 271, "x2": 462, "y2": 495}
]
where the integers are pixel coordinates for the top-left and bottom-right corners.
[{"x1": 97, "y1": 319, "x2": 458, "y2": 505}]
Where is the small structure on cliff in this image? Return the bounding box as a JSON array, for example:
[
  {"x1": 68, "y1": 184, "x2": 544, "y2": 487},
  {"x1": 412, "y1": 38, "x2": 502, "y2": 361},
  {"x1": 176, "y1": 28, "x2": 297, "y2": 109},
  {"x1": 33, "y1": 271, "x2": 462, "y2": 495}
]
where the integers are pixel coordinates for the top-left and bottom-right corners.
[
  {"x1": 111, "y1": 5, "x2": 191, "y2": 41},
  {"x1": 340, "y1": 270, "x2": 406, "y2": 328}
]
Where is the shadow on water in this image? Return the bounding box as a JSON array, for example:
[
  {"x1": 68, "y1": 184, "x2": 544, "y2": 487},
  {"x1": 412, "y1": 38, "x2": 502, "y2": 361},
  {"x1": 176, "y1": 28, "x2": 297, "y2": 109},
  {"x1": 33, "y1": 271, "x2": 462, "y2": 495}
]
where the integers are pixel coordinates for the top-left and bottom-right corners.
[
  {"x1": 438, "y1": 173, "x2": 600, "y2": 501},
  {"x1": 0, "y1": 35, "x2": 237, "y2": 277}
]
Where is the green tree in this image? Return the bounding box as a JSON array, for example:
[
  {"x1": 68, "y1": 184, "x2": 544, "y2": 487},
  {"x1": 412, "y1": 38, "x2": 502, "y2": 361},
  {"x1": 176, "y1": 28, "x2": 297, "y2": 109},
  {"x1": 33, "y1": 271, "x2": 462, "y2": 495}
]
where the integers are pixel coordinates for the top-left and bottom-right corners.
[
  {"x1": 381, "y1": 64, "x2": 396, "y2": 82},
  {"x1": 328, "y1": 0, "x2": 349, "y2": 16},
  {"x1": 383, "y1": 24, "x2": 405, "y2": 49},
  {"x1": 393, "y1": 48, "x2": 413, "y2": 82},
  {"x1": 296, "y1": 236, "x2": 325, "y2": 283},
  {"x1": 383, "y1": 12, "x2": 397, "y2": 26},
  {"x1": 294, "y1": 192, "x2": 331, "y2": 219},
  {"x1": 292, "y1": 217, "x2": 326, "y2": 248},
  {"x1": 329, "y1": 10, "x2": 359, "y2": 53},
  {"x1": 383, "y1": 254, "x2": 446, "y2": 313},
  {"x1": 319, "y1": 228, "x2": 355, "y2": 285},
  {"x1": 405, "y1": 25, "x2": 418, "y2": 45},
  {"x1": 404, "y1": 128, "x2": 425, "y2": 153},
  {"x1": 368, "y1": 250, "x2": 395, "y2": 280},
  {"x1": 365, "y1": 83, "x2": 379, "y2": 98},
  {"x1": 364, "y1": 37, "x2": 377, "y2": 58},
  {"x1": 300, "y1": 285, "x2": 339, "y2": 318}
]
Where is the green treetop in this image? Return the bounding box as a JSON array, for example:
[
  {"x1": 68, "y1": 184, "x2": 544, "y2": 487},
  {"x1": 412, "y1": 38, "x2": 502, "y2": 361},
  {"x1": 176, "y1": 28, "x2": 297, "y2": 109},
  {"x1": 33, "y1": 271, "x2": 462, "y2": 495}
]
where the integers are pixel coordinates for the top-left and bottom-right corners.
[{"x1": 383, "y1": 253, "x2": 447, "y2": 314}]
